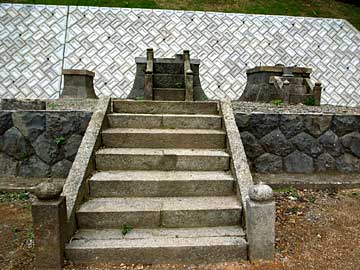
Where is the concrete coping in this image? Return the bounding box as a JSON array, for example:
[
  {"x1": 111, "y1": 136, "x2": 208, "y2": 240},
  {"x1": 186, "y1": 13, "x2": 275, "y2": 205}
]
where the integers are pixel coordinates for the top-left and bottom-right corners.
[
  {"x1": 135, "y1": 57, "x2": 201, "y2": 65},
  {"x1": 246, "y1": 66, "x2": 312, "y2": 75},
  {"x1": 62, "y1": 69, "x2": 95, "y2": 77}
]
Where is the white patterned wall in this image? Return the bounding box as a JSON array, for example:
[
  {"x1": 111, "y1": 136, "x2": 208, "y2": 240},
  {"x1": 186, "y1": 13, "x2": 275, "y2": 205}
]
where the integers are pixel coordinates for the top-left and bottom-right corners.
[
  {"x1": 1, "y1": 4, "x2": 360, "y2": 106},
  {"x1": 0, "y1": 4, "x2": 67, "y2": 99}
]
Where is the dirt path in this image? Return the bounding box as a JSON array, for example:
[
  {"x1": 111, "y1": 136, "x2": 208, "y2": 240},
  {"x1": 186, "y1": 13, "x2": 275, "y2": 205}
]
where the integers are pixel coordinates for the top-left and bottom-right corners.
[{"x1": 1, "y1": 189, "x2": 359, "y2": 270}]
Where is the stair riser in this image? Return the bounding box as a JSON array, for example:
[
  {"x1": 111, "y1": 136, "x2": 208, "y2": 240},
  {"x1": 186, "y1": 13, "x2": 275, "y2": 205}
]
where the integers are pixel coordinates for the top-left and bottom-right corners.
[
  {"x1": 77, "y1": 209, "x2": 240, "y2": 229},
  {"x1": 96, "y1": 154, "x2": 229, "y2": 171},
  {"x1": 112, "y1": 101, "x2": 219, "y2": 115},
  {"x1": 102, "y1": 133, "x2": 226, "y2": 149},
  {"x1": 108, "y1": 115, "x2": 222, "y2": 129},
  {"x1": 154, "y1": 89, "x2": 184, "y2": 101},
  {"x1": 65, "y1": 243, "x2": 247, "y2": 264},
  {"x1": 89, "y1": 180, "x2": 235, "y2": 197},
  {"x1": 153, "y1": 74, "x2": 185, "y2": 88}
]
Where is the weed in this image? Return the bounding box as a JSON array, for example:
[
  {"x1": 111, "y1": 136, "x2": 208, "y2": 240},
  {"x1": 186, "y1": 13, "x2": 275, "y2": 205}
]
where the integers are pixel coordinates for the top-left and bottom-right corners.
[
  {"x1": 271, "y1": 99, "x2": 284, "y2": 106},
  {"x1": 308, "y1": 196, "x2": 316, "y2": 203},
  {"x1": 0, "y1": 192, "x2": 30, "y2": 202},
  {"x1": 304, "y1": 96, "x2": 316, "y2": 106},
  {"x1": 47, "y1": 102, "x2": 58, "y2": 110},
  {"x1": 274, "y1": 186, "x2": 299, "y2": 199},
  {"x1": 285, "y1": 206, "x2": 299, "y2": 215},
  {"x1": 135, "y1": 96, "x2": 144, "y2": 100},
  {"x1": 27, "y1": 230, "x2": 34, "y2": 241},
  {"x1": 121, "y1": 223, "x2": 133, "y2": 236},
  {"x1": 175, "y1": 82, "x2": 182, "y2": 88},
  {"x1": 54, "y1": 136, "x2": 66, "y2": 145}
]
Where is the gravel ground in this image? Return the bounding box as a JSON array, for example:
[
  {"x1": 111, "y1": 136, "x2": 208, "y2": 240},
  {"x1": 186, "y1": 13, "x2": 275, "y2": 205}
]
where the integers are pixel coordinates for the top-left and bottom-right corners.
[
  {"x1": 232, "y1": 101, "x2": 360, "y2": 115},
  {"x1": 1, "y1": 188, "x2": 359, "y2": 270}
]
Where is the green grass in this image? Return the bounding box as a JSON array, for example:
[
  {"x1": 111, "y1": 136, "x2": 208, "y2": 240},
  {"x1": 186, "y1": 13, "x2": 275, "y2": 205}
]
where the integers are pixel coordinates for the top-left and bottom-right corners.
[{"x1": 1, "y1": 0, "x2": 359, "y2": 29}]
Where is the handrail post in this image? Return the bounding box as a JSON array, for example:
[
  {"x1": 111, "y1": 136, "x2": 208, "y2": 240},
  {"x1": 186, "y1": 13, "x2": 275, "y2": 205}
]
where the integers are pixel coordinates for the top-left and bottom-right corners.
[
  {"x1": 144, "y1": 48, "x2": 154, "y2": 100},
  {"x1": 184, "y1": 50, "x2": 194, "y2": 101}
]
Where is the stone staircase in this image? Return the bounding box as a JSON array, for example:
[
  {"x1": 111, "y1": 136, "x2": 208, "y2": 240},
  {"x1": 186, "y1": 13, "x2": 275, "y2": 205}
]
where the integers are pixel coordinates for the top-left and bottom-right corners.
[{"x1": 65, "y1": 100, "x2": 247, "y2": 264}]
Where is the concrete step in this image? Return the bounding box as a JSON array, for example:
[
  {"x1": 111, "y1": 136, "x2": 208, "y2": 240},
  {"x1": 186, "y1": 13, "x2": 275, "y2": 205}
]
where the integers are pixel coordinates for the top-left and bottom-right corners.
[
  {"x1": 107, "y1": 113, "x2": 222, "y2": 129},
  {"x1": 102, "y1": 128, "x2": 226, "y2": 149},
  {"x1": 154, "y1": 88, "x2": 184, "y2": 101},
  {"x1": 89, "y1": 170, "x2": 235, "y2": 197},
  {"x1": 95, "y1": 148, "x2": 230, "y2": 171},
  {"x1": 76, "y1": 196, "x2": 241, "y2": 229},
  {"x1": 153, "y1": 74, "x2": 185, "y2": 88},
  {"x1": 112, "y1": 100, "x2": 219, "y2": 115},
  {"x1": 65, "y1": 226, "x2": 247, "y2": 264}
]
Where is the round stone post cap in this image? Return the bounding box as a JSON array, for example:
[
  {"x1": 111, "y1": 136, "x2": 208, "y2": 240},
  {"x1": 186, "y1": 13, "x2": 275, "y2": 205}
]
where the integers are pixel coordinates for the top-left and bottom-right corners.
[
  {"x1": 32, "y1": 182, "x2": 63, "y2": 200},
  {"x1": 248, "y1": 182, "x2": 273, "y2": 202}
]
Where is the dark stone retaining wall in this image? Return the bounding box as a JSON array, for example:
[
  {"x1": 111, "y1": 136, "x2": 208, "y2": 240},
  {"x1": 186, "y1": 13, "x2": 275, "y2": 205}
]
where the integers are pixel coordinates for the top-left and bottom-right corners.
[
  {"x1": 0, "y1": 111, "x2": 92, "y2": 178},
  {"x1": 235, "y1": 112, "x2": 360, "y2": 174}
]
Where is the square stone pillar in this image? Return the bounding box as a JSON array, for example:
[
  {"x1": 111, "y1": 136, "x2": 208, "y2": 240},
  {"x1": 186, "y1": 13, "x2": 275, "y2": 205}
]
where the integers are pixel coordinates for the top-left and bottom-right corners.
[
  {"x1": 32, "y1": 196, "x2": 67, "y2": 270},
  {"x1": 61, "y1": 69, "x2": 97, "y2": 99},
  {"x1": 246, "y1": 183, "x2": 275, "y2": 261}
]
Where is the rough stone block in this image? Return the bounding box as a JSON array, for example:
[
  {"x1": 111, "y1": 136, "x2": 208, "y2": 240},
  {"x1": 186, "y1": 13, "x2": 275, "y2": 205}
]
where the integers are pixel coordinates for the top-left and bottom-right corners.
[
  {"x1": 254, "y1": 153, "x2": 283, "y2": 173},
  {"x1": 259, "y1": 129, "x2": 294, "y2": 157},
  {"x1": 61, "y1": 69, "x2": 97, "y2": 99},
  {"x1": 246, "y1": 184, "x2": 275, "y2": 261},
  {"x1": 32, "y1": 197, "x2": 67, "y2": 270},
  {"x1": 284, "y1": 151, "x2": 314, "y2": 173}
]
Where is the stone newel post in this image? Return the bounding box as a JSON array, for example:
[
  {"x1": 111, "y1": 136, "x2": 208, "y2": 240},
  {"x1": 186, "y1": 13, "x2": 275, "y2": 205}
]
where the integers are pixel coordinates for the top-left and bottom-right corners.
[
  {"x1": 32, "y1": 182, "x2": 67, "y2": 270},
  {"x1": 246, "y1": 183, "x2": 275, "y2": 261}
]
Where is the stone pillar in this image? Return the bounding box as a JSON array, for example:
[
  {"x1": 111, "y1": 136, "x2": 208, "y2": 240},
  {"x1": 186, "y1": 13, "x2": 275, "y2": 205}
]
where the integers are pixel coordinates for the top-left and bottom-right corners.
[
  {"x1": 282, "y1": 79, "x2": 290, "y2": 105},
  {"x1": 32, "y1": 182, "x2": 67, "y2": 270},
  {"x1": 61, "y1": 69, "x2": 97, "y2": 99},
  {"x1": 184, "y1": 50, "x2": 194, "y2": 101},
  {"x1": 144, "y1": 48, "x2": 154, "y2": 100},
  {"x1": 246, "y1": 183, "x2": 275, "y2": 261},
  {"x1": 314, "y1": 82, "x2": 322, "y2": 106}
]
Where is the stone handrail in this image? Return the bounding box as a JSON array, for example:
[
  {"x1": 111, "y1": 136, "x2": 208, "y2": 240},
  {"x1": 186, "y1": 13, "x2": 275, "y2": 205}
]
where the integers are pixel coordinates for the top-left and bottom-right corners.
[
  {"x1": 220, "y1": 100, "x2": 253, "y2": 218},
  {"x1": 220, "y1": 100, "x2": 275, "y2": 261},
  {"x1": 61, "y1": 97, "x2": 111, "y2": 239}
]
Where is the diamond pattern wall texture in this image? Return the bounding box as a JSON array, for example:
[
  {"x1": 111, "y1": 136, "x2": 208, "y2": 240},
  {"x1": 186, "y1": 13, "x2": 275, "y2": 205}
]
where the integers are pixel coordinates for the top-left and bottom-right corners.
[
  {"x1": 1, "y1": 4, "x2": 360, "y2": 105},
  {"x1": 0, "y1": 4, "x2": 67, "y2": 99}
]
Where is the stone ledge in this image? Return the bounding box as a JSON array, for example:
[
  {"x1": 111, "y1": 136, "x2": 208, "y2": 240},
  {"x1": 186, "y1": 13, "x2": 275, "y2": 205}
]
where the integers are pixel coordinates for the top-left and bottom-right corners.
[
  {"x1": 62, "y1": 69, "x2": 95, "y2": 77},
  {"x1": 246, "y1": 66, "x2": 312, "y2": 75},
  {"x1": 253, "y1": 172, "x2": 360, "y2": 190}
]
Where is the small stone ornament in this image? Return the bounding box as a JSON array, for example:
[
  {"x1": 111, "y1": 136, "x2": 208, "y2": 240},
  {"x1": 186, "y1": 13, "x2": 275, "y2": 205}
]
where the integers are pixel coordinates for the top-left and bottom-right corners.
[
  {"x1": 248, "y1": 182, "x2": 273, "y2": 202},
  {"x1": 32, "y1": 182, "x2": 63, "y2": 200}
]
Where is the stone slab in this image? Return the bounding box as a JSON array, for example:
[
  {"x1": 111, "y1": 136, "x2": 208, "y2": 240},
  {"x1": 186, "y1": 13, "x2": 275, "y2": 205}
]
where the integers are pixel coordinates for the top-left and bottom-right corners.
[
  {"x1": 154, "y1": 88, "x2": 185, "y2": 101},
  {"x1": 95, "y1": 148, "x2": 230, "y2": 171},
  {"x1": 112, "y1": 100, "x2": 219, "y2": 115},
  {"x1": 101, "y1": 128, "x2": 226, "y2": 149},
  {"x1": 76, "y1": 196, "x2": 241, "y2": 229},
  {"x1": 107, "y1": 113, "x2": 222, "y2": 129},
  {"x1": 65, "y1": 227, "x2": 247, "y2": 264},
  {"x1": 89, "y1": 170, "x2": 235, "y2": 197}
]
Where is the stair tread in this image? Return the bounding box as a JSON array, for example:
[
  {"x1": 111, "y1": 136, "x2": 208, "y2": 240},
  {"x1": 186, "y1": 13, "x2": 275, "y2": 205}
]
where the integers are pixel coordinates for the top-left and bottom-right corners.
[
  {"x1": 102, "y1": 128, "x2": 226, "y2": 135},
  {"x1": 108, "y1": 113, "x2": 221, "y2": 118},
  {"x1": 96, "y1": 148, "x2": 229, "y2": 157},
  {"x1": 90, "y1": 170, "x2": 234, "y2": 182},
  {"x1": 77, "y1": 196, "x2": 241, "y2": 213},
  {"x1": 153, "y1": 88, "x2": 185, "y2": 90},
  {"x1": 67, "y1": 226, "x2": 245, "y2": 247}
]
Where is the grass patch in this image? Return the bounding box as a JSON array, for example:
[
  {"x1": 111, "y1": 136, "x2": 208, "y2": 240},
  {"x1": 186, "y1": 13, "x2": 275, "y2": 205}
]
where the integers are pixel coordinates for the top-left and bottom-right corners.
[
  {"x1": 0, "y1": 191, "x2": 30, "y2": 202},
  {"x1": 1, "y1": 0, "x2": 359, "y2": 30}
]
